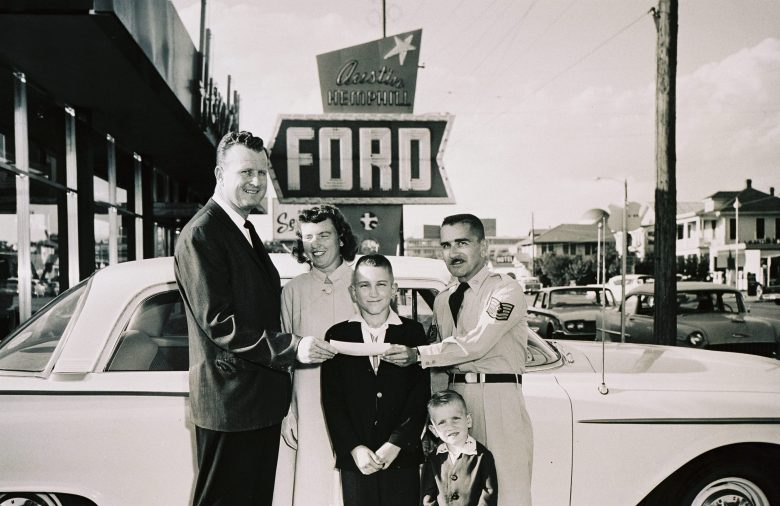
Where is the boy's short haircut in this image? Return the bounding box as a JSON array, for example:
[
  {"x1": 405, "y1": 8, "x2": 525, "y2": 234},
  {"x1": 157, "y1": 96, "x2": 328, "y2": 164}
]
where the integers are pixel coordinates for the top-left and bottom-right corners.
[
  {"x1": 352, "y1": 254, "x2": 394, "y2": 283},
  {"x1": 427, "y1": 389, "x2": 468, "y2": 414}
]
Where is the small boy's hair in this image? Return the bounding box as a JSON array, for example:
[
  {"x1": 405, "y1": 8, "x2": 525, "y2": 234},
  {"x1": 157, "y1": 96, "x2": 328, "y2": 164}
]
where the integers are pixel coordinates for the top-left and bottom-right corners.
[
  {"x1": 352, "y1": 254, "x2": 394, "y2": 283},
  {"x1": 427, "y1": 389, "x2": 468, "y2": 414}
]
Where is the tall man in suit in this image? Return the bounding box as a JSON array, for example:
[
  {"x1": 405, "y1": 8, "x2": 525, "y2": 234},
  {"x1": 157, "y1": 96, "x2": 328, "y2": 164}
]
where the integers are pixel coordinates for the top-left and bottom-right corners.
[{"x1": 174, "y1": 131, "x2": 337, "y2": 506}]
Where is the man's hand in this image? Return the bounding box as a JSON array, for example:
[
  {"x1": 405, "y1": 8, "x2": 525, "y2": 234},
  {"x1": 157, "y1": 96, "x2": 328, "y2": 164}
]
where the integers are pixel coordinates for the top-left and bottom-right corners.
[
  {"x1": 375, "y1": 442, "x2": 401, "y2": 469},
  {"x1": 296, "y1": 336, "x2": 337, "y2": 364},
  {"x1": 382, "y1": 344, "x2": 419, "y2": 367},
  {"x1": 280, "y1": 409, "x2": 298, "y2": 449},
  {"x1": 350, "y1": 445, "x2": 384, "y2": 475}
]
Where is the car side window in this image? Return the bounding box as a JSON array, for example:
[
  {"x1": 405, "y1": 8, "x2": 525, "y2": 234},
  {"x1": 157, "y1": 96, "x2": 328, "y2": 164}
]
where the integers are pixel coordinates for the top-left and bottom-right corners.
[
  {"x1": 107, "y1": 290, "x2": 189, "y2": 372},
  {"x1": 637, "y1": 295, "x2": 655, "y2": 316},
  {"x1": 624, "y1": 295, "x2": 639, "y2": 315},
  {"x1": 395, "y1": 288, "x2": 437, "y2": 335}
]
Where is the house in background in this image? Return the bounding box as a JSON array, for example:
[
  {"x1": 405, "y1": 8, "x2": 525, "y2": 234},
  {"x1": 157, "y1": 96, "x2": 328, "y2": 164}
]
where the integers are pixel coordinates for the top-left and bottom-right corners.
[
  {"x1": 524, "y1": 223, "x2": 614, "y2": 260},
  {"x1": 622, "y1": 179, "x2": 780, "y2": 289}
]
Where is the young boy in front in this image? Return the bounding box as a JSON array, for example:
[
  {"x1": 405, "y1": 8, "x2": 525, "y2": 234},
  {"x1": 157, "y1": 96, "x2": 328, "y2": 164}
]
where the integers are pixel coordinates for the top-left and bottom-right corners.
[
  {"x1": 421, "y1": 390, "x2": 498, "y2": 506},
  {"x1": 321, "y1": 254, "x2": 430, "y2": 506}
]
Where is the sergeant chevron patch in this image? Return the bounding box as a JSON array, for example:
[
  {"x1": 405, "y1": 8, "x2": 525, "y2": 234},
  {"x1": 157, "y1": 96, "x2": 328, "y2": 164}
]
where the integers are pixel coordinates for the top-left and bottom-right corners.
[{"x1": 486, "y1": 297, "x2": 514, "y2": 320}]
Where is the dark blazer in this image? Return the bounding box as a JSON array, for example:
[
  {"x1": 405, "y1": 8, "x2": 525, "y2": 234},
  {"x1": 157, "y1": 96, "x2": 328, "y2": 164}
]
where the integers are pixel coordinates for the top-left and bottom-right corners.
[
  {"x1": 421, "y1": 440, "x2": 498, "y2": 506},
  {"x1": 174, "y1": 198, "x2": 300, "y2": 432},
  {"x1": 321, "y1": 317, "x2": 430, "y2": 472}
]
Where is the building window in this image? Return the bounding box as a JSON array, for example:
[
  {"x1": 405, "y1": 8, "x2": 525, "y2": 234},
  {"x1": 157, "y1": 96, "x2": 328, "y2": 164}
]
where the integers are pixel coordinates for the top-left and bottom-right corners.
[
  {"x1": 729, "y1": 218, "x2": 736, "y2": 240},
  {"x1": 30, "y1": 178, "x2": 63, "y2": 297},
  {"x1": 0, "y1": 67, "x2": 15, "y2": 164},
  {"x1": 677, "y1": 224, "x2": 684, "y2": 240},
  {"x1": 27, "y1": 83, "x2": 66, "y2": 186},
  {"x1": 776, "y1": 218, "x2": 780, "y2": 239},
  {"x1": 756, "y1": 218, "x2": 765, "y2": 240}
]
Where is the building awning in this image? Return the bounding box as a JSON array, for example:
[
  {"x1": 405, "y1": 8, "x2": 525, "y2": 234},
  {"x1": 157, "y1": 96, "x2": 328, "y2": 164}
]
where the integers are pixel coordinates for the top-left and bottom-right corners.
[{"x1": 0, "y1": 1, "x2": 217, "y2": 198}]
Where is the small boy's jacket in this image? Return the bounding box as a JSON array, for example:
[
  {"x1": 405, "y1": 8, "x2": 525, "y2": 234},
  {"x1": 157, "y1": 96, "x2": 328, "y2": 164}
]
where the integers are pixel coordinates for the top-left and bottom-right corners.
[
  {"x1": 321, "y1": 316, "x2": 430, "y2": 471},
  {"x1": 421, "y1": 439, "x2": 498, "y2": 506}
]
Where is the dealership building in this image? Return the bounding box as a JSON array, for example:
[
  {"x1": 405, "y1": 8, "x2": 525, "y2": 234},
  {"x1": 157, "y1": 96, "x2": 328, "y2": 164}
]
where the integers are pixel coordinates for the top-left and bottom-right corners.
[{"x1": 0, "y1": 1, "x2": 236, "y2": 330}]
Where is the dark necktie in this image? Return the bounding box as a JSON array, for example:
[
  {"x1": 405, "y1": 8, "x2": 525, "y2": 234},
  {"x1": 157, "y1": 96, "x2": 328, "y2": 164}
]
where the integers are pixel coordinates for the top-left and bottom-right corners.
[
  {"x1": 449, "y1": 282, "x2": 470, "y2": 323},
  {"x1": 244, "y1": 220, "x2": 280, "y2": 288}
]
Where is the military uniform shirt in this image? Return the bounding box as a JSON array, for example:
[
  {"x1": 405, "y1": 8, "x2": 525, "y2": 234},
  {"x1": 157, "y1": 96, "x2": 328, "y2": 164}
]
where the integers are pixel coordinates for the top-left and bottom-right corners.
[{"x1": 419, "y1": 265, "x2": 529, "y2": 374}]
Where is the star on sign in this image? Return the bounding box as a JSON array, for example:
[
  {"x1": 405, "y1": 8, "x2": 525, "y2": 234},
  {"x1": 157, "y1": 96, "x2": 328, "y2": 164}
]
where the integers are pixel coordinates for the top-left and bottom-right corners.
[{"x1": 383, "y1": 34, "x2": 416, "y2": 66}]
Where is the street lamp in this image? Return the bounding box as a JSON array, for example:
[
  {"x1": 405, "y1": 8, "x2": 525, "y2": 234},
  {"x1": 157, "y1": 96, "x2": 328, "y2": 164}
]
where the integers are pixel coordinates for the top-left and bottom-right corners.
[{"x1": 597, "y1": 176, "x2": 628, "y2": 343}]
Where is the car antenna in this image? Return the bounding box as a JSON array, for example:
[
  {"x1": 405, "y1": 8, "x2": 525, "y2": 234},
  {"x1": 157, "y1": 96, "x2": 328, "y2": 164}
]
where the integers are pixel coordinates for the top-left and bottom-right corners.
[{"x1": 598, "y1": 260, "x2": 609, "y2": 395}]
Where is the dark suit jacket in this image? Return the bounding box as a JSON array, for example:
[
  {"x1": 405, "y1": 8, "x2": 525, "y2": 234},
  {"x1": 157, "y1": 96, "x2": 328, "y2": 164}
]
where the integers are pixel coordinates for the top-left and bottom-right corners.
[
  {"x1": 421, "y1": 441, "x2": 498, "y2": 506},
  {"x1": 321, "y1": 317, "x2": 430, "y2": 472},
  {"x1": 174, "y1": 199, "x2": 300, "y2": 432}
]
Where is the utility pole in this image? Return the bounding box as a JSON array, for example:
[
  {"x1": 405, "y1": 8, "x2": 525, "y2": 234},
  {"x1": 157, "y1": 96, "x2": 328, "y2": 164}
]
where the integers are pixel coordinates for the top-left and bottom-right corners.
[{"x1": 652, "y1": 0, "x2": 678, "y2": 346}]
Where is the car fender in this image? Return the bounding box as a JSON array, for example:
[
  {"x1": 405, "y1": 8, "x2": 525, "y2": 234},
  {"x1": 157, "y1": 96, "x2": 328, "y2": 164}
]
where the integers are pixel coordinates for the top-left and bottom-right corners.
[{"x1": 556, "y1": 371, "x2": 780, "y2": 506}]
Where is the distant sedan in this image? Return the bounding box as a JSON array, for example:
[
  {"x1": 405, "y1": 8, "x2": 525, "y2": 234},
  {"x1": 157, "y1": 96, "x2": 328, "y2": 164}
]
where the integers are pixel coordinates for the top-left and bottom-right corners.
[
  {"x1": 601, "y1": 281, "x2": 780, "y2": 358},
  {"x1": 528, "y1": 285, "x2": 616, "y2": 340}
]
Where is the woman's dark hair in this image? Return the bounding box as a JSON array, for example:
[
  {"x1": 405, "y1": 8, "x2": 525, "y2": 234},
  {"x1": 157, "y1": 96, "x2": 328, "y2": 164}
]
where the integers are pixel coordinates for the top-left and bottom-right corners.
[{"x1": 291, "y1": 204, "x2": 358, "y2": 264}]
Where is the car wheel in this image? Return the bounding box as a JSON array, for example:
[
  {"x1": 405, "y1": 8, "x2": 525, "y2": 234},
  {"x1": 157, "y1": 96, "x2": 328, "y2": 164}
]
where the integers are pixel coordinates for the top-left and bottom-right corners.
[
  {"x1": 0, "y1": 493, "x2": 61, "y2": 506},
  {"x1": 775, "y1": 299, "x2": 780, "y2": 306},
  {"x1": 546, "y1": 324, "x2": 554, "y2": 339},
  {"x1": 645, "y1": 450, "x2": 779, "y2": 506}
]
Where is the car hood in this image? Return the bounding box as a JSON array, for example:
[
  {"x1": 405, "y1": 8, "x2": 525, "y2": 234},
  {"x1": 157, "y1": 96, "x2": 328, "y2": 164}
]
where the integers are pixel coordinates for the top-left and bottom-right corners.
[{"x1": 557, "y1": 340, "x2": 780, "y2": 393}]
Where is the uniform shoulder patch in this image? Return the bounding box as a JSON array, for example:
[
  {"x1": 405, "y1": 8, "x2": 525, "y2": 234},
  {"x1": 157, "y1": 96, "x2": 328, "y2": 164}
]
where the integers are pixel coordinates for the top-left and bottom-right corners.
[{"x1": 486, "y1": 297, "x2": 514, "y2": 320}]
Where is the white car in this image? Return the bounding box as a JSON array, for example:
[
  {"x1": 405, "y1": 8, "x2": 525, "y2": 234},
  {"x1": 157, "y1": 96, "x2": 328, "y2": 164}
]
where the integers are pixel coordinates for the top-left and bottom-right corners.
[
  {"x1": 1, "y1": 257, "x2": 779, "y2": 506},
  {"x1": 606, "y1": 273, "x2": 654, "y2": 299}
]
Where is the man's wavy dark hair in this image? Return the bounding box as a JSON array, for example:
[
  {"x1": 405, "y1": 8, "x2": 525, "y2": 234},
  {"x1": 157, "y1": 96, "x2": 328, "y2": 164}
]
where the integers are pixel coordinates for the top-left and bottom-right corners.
[
  {"x1": 291, "y1": 204, "x2": 358, "y2": 265},
  {"x1": 216, "y1": 130, "x2": 268, "y2": 166}
]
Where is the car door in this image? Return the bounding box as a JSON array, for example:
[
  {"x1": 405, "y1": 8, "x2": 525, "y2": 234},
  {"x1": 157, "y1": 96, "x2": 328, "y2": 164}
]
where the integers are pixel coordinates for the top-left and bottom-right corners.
[
  {"x1": 624, "y1": 293, "x2": 655, "y2": 343},
  {"x1": 79, "y1": 284, "x2": 194, "y2": 505}
]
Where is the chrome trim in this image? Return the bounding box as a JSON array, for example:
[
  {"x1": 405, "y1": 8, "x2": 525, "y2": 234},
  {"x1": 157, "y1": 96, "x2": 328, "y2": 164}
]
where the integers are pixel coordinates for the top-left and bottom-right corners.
[
  {"x1": 578, "y1": 417, "x2": 780, "y2": 425},
  {"x1": 0, "y1": 390, "x2": 188, "y2": 397}
]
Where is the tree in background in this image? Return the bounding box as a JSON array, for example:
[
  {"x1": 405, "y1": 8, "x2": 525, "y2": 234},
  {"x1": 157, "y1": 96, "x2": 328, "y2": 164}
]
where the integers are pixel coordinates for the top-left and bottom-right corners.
[{"x1": 536, "y1": 248, "x2": 622, "y2": 287}]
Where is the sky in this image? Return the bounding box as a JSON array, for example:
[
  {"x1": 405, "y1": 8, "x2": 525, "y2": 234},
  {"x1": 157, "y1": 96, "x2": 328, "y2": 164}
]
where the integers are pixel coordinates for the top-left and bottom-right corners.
[{"x1": 171, "y1": 0, "x2": 780, "y2": 238}]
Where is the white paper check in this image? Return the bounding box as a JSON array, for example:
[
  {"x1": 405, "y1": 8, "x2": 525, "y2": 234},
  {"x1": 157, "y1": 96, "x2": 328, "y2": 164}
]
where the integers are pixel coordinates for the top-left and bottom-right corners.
[{"x1": 330, "y1": 340, "x2": 391, "y2": 357}]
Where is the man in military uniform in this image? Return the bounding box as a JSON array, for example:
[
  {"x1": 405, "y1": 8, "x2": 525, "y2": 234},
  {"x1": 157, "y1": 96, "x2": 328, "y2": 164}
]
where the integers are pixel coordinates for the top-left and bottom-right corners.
[{"x1": 384, "y1": 214, "x2": 533, "y2": 506}]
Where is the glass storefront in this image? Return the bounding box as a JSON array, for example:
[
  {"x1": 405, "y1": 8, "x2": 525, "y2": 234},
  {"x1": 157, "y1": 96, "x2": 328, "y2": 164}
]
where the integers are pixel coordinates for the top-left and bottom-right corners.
[{"x1": 0, "y1": 63, "x2": 156, "y2": 328}]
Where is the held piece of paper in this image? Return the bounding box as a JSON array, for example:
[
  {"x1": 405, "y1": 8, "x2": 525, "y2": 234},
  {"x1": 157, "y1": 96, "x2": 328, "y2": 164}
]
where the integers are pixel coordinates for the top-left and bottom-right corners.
[{"x1": 330, "y1": 340, "x2": 391, "y2": 357}]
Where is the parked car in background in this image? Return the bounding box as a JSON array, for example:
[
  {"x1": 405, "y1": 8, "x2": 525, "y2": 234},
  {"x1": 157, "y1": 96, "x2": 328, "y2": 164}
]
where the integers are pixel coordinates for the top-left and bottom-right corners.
[
  {"x1": 759, "y1": 280, "x2": 780, "y2": 305},
  {"x1": 2, "y1": 257, "x2": 779, "y2": 506},
  {"x1": 528, "y1": 285, "x2": 615, "y2": 339},
  {"x1": 600, "y1": 281, "x2": 780, "y2": 358},
  {"x1": 1, "y1": 277, "x2": 47, "y2": 297},
  {"x1": 519, "y1": 275, "x2": 542, "y2": 293},
  {"x1": 606, "y1": 273, "x2": 654, "y2": 300}
]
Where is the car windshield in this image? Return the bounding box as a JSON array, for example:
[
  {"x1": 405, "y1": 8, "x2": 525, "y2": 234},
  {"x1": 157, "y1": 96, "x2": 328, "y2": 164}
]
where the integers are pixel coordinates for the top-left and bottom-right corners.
[
  {"x1": 0, "y1": 281, "x2": 87, "y2": 372},
  {"x1": 676, "y1": 290, "x2": 744, "y2": 315},
  {"x1": 549, "y1": 289, "x2": 607, "y2": 307},
  {"x1": 527, "y1": 331, "x2": 561, "y2": 367}
]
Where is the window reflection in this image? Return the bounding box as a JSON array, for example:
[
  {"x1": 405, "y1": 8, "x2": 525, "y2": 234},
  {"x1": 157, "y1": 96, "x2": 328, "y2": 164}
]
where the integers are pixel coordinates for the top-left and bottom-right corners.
[
  {"x1": 0, "y1": 168, "x2": 17, "y2": 335},
  {"x1": 0, "y1": 68, "x2": 15, "y2": 164},
  {"x1": 27, "y1": 83, "x2": 65, "y2": 185},
  {"x1": 95, "y1": 204, "x2": 110, "y2": 270}
]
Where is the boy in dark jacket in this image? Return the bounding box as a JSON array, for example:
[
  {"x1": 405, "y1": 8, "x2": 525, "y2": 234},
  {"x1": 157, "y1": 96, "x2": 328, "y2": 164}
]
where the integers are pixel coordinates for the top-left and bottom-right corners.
[
  {"x1": 321, "y1": 254, "x2": 430, "y2": 506},
  {"x1": 421, "y1": 390, "x2": 498, "y2": 506}
]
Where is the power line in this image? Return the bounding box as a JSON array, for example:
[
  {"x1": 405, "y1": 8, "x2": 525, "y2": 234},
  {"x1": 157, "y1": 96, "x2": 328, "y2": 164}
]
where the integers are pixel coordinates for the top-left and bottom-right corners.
[
  {"x1": 471, "y1": 0, "x2": 540, "y2": 75},
  {"x1": 470, "y1": 8, "x2": 652, "y2": 129}
]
